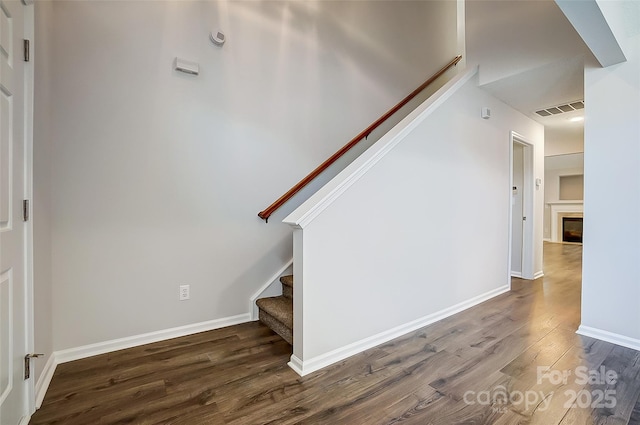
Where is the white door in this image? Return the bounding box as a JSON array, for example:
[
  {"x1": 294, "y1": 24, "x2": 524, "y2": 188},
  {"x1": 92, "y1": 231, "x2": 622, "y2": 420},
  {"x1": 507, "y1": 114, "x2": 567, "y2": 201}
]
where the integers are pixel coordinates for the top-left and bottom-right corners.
[
  {"x1": 0, "y1": 1, "x2": 29, "y2": 423},
  {"x1": 511, "y1": 143, "x2": 524, "y2": 276},
  {"x1": 509, "y1": 132, "x2": 535, "y2": 281}
]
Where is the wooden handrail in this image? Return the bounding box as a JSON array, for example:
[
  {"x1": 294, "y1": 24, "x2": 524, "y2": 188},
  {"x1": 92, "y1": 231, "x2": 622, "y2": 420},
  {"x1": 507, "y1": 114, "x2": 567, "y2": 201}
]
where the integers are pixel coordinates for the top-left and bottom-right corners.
[{"x1": 258, "y1": 55, "x2": 463, "y2": 222}]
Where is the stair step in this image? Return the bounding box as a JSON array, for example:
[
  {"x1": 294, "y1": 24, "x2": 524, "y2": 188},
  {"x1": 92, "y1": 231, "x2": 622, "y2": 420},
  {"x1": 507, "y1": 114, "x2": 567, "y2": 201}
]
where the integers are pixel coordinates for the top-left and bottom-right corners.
[
  {"x1": 256, "y1": 296, "x2": 293, "y2": 328},
  {"x1": 280, "y1": 275, "x2": 293, "y2": 299},
  {"x1": 256, "y1": 296, "x2": 293, "y2": 345}
]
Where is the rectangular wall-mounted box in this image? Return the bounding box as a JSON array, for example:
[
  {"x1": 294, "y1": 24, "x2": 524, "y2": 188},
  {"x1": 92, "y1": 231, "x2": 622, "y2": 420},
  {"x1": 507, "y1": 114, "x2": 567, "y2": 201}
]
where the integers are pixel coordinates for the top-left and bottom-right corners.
[{"x1": 174, "y1": 57, "x2": 199, "y2": 76}]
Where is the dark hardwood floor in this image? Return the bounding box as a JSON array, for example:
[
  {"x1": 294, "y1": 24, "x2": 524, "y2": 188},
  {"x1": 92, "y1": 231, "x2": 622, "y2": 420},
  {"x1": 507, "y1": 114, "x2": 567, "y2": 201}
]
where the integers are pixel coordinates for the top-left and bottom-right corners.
[{"x1": 30, "y1": 243, "x2": 640, "y2": 424}]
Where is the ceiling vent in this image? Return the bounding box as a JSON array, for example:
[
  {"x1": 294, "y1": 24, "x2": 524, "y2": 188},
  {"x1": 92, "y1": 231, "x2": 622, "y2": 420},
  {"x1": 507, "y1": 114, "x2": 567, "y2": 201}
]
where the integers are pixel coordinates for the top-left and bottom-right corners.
[{"x1": 535, "y1": 101, "x2": 584, "y2": 117}]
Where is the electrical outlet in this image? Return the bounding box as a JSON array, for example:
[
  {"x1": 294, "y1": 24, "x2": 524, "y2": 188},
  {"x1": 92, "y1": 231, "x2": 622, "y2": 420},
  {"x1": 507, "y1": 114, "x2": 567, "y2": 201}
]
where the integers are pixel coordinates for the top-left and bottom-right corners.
[{"x1": 179, "y1": 284, "x2": 190, "y2": 301}]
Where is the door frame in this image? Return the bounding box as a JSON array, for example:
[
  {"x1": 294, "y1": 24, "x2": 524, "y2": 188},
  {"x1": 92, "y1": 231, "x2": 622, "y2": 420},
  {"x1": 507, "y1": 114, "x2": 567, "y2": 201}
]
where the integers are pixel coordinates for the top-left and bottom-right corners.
[
  {"x1": 508, "y1": 131, "x2": 535, "y2": 282},
  {"x1": 22, "y1": 0, "x2": 35, "y2": 420}
]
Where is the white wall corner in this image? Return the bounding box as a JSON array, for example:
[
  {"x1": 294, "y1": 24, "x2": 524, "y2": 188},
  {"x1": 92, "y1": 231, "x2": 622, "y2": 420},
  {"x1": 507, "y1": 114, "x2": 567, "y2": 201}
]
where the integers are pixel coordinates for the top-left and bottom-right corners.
[
  {"x1": 292, "y1": 229, "x2": 304, "y2": 362},
  {"x1": 577, "y1": 325, "x2": 640, "y2": 352},
  {"x1": 287, "y1": 354, "x2": 304, "y2": 376},
  {"x1": 249, "y1": 259, "x2": 293, "y2": 320},
  {"x1": 457, "y1": 0, "x2": 466, "y2": 69}
]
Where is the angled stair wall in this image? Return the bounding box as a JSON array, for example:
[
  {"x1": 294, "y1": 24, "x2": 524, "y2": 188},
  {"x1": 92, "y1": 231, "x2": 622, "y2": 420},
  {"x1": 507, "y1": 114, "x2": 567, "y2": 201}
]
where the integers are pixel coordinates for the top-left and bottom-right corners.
[{"x1": 281, "y1": 67, "x2": 546, "y2": 376}]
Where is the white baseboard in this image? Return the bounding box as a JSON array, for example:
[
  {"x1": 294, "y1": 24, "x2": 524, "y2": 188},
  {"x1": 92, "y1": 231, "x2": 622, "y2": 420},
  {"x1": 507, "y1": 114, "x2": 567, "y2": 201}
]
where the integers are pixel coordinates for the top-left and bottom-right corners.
[
  {"x1": 511, "y1": 271, "x2": 544, "y2": 280},
  {"x1": 55, "y1": 313, "x2": 251, "y2": 364},
  {"x1": 287, "y1": 354, "x2": 304, "y2": 376},
  {"x1": 33, "y1": 313, "x2": 253, "y2": 412},
  {"x1": 288, "y1": 285, "x2": 510, "y2": 376},
  {"x1": 249, "y1": 259, "x2": 293, "y2": 320},
  {"x1": 577, "y1": 325, "x2": 640, "y2": 352},
  {"x1": 35, "y1": 353, "x2": 57, "y2": 408}
]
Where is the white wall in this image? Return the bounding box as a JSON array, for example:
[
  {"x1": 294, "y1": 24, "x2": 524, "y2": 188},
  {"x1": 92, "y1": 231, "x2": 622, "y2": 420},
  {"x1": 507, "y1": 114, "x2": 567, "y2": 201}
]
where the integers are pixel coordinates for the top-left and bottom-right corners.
[
  {"x1": 466, "y1": 0, "x2": 588, "y2": 85},
  {"x1": 285, "y1": 69, "x2": 544, "y2": 372},
  {"x1": 39, "y1": 1, "x2": 459, "y2": 351},
  {"x1": 33, "y1": 0, "x2": 54, "y2": 384},
  {"x1": 545, "y1": 128, "x2": 584, "y2": 156},
  {"x1": 580, "y1": 2, "x2": 640, "y2": 347}
]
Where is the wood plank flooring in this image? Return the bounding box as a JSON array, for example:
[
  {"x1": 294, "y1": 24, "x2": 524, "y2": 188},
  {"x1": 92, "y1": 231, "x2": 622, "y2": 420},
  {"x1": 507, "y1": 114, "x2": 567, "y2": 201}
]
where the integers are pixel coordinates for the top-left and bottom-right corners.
[{"x1": 30, "y1": 243, "x2": 640, "y2": 424}]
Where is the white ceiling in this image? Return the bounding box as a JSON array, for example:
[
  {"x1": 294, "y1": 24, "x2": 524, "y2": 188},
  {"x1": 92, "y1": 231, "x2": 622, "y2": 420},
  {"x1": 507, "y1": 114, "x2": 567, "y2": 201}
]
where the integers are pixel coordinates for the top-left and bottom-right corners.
[
  {"x1": 479, "y1": 56, "x2": 585, "y2": 153},
  {"x1": 466, "y1": 0, "x2": 592, "y2": 155}
]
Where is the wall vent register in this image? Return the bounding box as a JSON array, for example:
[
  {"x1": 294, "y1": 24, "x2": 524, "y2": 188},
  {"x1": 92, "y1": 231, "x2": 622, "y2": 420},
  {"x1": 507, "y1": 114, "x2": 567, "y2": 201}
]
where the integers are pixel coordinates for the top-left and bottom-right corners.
[{"x1": 535, "y1": 101, "x2": 584, "y2": 117}]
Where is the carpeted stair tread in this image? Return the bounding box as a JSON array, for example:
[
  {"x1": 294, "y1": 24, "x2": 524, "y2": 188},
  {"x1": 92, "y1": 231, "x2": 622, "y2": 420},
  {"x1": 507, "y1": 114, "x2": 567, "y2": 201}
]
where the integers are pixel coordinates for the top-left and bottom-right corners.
[
  {"x1": 256, "y1": 277, "x2": 294, "y2": 344},
  {"x1": 280, "y1": 275, "x2": 293, "y2": 299},
  {"x1": 280, "y1": 275, "x2": 293, "y2": 288},
  {"x1": 256, "y1": 296, "x2": 293, "y2": 329}
]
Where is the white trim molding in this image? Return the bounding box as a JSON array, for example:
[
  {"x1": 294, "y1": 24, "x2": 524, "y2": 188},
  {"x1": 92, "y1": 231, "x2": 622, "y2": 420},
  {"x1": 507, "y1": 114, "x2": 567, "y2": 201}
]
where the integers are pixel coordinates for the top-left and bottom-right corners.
[
  {"x1": 32, "y1": 313, "x2": 253, "y2": 411},
  {"x1": 548, "y1": 201, "x2": 583, "y2": 243},
  {"x1": 249, "y1": 259, "x2": 293, "y2": 321},
  {"x1": 508, "y1": 132, "x2": 536, "y2": 281},
  {"x1": 287, "y1": 355, "x2": 305, "y2": 376},
  {"x1": 577, "y1": 325, "x2": 640, "y2": 352},
  {"x1": 35, "y1": 353, "x2": 57, "y2": 409},
  {"x1": 55, "y1": 313, "x2": 251, "y2": 364},
  {"x1": 288, "y1": 285, "x2": 510, "y2": 376},
  {"x1": 512, "y1": 271, "x2": 543, "y2": 280}
]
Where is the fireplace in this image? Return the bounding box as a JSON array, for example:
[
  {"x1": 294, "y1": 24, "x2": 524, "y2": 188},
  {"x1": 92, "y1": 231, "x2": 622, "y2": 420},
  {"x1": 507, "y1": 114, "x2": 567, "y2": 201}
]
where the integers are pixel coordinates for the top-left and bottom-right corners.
[
  {"x1": 562, "y1": 217, "x2": 583, "y2": 243},
  {"x1": 549, "y1": 202, "x2": 584, "y2": 242}
]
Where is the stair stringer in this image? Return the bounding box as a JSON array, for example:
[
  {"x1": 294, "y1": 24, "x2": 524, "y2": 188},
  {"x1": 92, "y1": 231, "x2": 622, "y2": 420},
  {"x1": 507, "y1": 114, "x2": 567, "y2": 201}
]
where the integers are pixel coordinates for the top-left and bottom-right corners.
[{"x1": 249, "y1": 258, "x2": 293, "y2": 321}]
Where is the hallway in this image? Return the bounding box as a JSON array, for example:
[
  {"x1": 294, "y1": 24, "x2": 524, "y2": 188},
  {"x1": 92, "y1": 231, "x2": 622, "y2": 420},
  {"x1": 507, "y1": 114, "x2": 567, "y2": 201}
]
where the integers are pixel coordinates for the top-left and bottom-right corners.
[{"x1": 30, "y1": 243, "x2": 640, "y2": 424}]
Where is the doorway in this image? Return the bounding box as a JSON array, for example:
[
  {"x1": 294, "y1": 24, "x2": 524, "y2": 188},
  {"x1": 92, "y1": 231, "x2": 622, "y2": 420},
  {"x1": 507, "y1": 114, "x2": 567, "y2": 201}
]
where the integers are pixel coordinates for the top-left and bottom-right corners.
[{"x1": 509, "y1": 132, "x2": 534, "y2": 280}]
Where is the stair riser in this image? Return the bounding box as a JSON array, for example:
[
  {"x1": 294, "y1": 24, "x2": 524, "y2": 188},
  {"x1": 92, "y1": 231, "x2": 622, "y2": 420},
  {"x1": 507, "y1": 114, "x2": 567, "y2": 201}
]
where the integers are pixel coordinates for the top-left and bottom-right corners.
[
  {"x1": 280, "y1": 275, "x2": 293, "y2": 300},
  {"x1": 258, "y1": 309, "x2": 293, "y2": 345},
  {"x1": 282, "y1": 283, "x2": 293, "y2": 299}
]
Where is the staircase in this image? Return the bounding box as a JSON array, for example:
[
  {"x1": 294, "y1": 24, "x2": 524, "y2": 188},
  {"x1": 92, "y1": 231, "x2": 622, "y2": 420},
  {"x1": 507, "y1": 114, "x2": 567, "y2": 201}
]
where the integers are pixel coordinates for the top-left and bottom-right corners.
[
  {"x1": 254, "y1": 57, "x2": 462, "y2": 349},
  {"x1": 256, "y1": 275, "x2": 293, "y2": 344}
]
